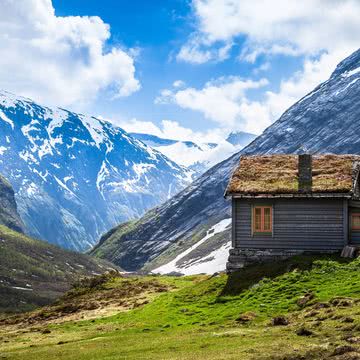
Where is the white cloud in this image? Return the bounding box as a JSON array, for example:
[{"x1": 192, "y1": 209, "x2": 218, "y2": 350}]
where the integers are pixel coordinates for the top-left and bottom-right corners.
[
  {"x1": 155, "y1": 48, "x2": 347, "y2": 135},
  {"x1": 172, "y1": 0, "x2": 360, "y2": 134},
  {"x1": 120, "y1": 118, "x2": 226, "y2": 144},
  {"x1": 177, "y1": 35, "x2": 232, "y2": 64},
  {"x1": 253, "y1": 62, "x2": 271, "y2": 74},
  {"x1": 0, "y1": 0, "x2": 140, "y2": 107},
  {"x1": 181, "y1": 0, "x2": 360, "y2": 63},
  {"x1": 155, "y1": 77, "x2": 269, "y2": 131},
  {"x1": 173, "y1": 80, "x2": 186, "y2": 88}
]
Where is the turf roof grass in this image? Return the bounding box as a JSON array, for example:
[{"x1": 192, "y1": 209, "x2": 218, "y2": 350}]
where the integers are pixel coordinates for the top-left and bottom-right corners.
[{"x1": 226, "y1": 154, "x2": 359, "y2": 195}]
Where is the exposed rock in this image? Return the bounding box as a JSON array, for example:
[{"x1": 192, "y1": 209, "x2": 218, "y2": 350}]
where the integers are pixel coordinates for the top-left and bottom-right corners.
[
  {"x1": 271, "y1": 316, "x2": 289, "y2": 326},
  {"x1": 296, "y1": 327, "x2": 313, "y2": 336},
  {"x1": 346, "y1": 337, "x2": 360, "y2": 344},
  {"x1": 297, "y1": 292, "x2": 315, "y2": 308},
  {"x1": 332, "y1": 345, "x2": 357, "y2": 356},
  {"x1": 0, "y1": 174, "x2": 24, "y2": 232},
  {"x1": 236, "y1": 312, "x2": 256, "y2": 323}
]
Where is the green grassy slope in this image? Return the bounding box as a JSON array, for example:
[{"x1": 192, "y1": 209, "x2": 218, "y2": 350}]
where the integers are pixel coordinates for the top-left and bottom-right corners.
[
  {"x1": 0, "y1": 225, "x2": 115, "y2": 313},
  {"x1": 2, "y1": 255, "x2": 360, "y2": 359}
]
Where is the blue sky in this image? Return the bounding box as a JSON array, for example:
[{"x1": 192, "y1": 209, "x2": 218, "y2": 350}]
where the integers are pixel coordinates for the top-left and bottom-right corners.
[
  {"x1": 0, "y1": 1, "x2": 359, "y2": 143},
  {"x1": 52, "y1": 0, "x2": 302, "y2": 135}
]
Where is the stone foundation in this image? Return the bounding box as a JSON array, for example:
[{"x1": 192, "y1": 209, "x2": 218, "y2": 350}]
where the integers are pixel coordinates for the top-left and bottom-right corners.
[{"x1": 226, "y1": 248, "x2": 338, "y2": 273}]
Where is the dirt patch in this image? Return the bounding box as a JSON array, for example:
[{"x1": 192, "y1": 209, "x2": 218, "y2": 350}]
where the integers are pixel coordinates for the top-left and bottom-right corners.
[
  {"x1": 271, "y1": 316, "x2": 289, "y2": 326},
  {"x1": 236, "y1": 312, "x2": 257, "y2": 323},
  {"x1": 296, "y1": 327, "x2": 313, "y2": 336},
  {"x1": 332, "y1": 345, "x2": 357, "y2": 356},
  {"x1": 297, "y1": 292, "x2": 315, "y2": 308}
]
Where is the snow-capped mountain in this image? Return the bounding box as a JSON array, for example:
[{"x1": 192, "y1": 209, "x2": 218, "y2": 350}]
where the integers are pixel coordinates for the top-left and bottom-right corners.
[
  {"x1": 0, "y1": 91, "x2": 192, "y2": 251},
  {"x1": 226, "y1": 131, "x2": 257, "y2": 148},
  {"x1": 92, "y1": 48, "x2": 360, "y2": 273},
  {"x1": 130, "y1": 132, "x2": 218, "y2": 177},
  {"x1": 130, "y1": 133, "x2": 217, "y2": 150},
  {"x1": 130, "y1": 132, "x2": 255, "y2": 179}
]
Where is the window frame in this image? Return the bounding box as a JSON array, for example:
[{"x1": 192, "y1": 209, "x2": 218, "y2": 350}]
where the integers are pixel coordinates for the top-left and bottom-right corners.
[
  {"x1": 252, "y1": 205, "x2": 273, "y2": 235},
  {"x1": 351, "y1": 213, "x2": 360, "y2": 231}
]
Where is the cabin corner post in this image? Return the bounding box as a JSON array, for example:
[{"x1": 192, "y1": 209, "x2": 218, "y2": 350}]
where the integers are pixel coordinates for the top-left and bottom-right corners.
[
  {"x1": 231, "y1": 197, "x2": 236, "y2": 248},
  {"x1": 343, "y1": 199, "x2": 349, "y2": 246}
]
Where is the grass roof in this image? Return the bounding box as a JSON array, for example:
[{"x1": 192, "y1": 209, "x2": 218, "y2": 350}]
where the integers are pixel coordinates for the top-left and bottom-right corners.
[{"x1": 226, "y1": 154, "x2": 360, "y2": 196}]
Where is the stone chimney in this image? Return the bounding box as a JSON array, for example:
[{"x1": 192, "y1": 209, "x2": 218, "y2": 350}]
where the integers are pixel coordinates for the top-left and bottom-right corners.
[{"x1": 298, "y1": 154, "x2": 312, "y2": 193}]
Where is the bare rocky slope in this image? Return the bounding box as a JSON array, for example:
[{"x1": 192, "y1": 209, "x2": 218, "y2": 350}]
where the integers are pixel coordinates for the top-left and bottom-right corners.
[
  {"x1": 91, "y1": 48, "x2": 360, "y2": 272},
  {"x1": 0, "y1": 174, "x2": 25, "y2": 233}
]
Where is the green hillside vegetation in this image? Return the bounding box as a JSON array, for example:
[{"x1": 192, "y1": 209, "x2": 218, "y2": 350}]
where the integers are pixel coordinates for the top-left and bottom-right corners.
[
  {"x1": 2, "y1": 255, "x2": 360, "y2": 359},
  {"x1": 0, "y1": 225, "x2": 114, "y2": 313}
]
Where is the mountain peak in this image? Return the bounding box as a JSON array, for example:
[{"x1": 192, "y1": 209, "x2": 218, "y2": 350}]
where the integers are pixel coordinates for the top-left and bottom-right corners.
[
  {"x1": 226, "y1": 131, "x2": 257, "y2": 147},
  {"x1": 331, "y1": 48, "x2": 360, "y2": 78}
]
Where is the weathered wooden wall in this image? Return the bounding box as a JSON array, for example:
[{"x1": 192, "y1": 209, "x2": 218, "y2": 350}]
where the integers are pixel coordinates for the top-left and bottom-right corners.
[{"x1": 233, "y1": 198, "x2": 346, "y2": 250}]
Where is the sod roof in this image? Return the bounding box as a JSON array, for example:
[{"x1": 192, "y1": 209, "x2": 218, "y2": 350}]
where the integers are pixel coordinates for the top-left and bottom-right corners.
[{"x1": 226, "y1": 154, "x2": 360, "y2": 197}]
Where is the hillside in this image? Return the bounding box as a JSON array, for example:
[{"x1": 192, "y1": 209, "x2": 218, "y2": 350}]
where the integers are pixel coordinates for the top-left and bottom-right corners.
[
  {"x1": 92, "y1": 48, "x2": 360, "y2": 272},
  {"x1": 0, "y1": 225, "x2": 115, "y2": 313},
  {"x1": 0, "y1": 91, "x2": 192, "y2": 251},
  {"x1": 0, "y1": 174, "x2": 24, "y2": 233},
  {"x1": 2, "y1": 255, "x2": 360, "y2": 359}
]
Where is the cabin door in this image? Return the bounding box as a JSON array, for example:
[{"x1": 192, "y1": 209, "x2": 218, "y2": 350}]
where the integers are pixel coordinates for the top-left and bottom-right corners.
[{"x1": 349, "y1": 207, "x2": 360, "y2": 245}]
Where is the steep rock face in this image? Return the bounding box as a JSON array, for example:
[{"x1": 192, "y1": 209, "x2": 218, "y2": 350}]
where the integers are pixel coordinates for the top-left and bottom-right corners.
[
  {"x1": 0, "y1": 175, "x2": 24, "y2": 233},
  {"x1": 0, "y1": 91, "x2": 192, "y2": 251},
  {"x1": 92, "y1": 48, "x2": 360, "y2": 272}
]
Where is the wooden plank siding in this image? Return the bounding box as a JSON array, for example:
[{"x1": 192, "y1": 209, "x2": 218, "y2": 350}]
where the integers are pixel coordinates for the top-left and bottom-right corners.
[{"x1": 234, "y1": 198, "x2": 345, "y2": 250}]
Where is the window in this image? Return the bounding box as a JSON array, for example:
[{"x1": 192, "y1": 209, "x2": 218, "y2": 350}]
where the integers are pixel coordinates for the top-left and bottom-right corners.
[
  {"x1": 351, "y1": 213, "x2": 360, "y2": 230},
  {"x1": 252, "y1": 206, "x2": 272, "y2": 234}
]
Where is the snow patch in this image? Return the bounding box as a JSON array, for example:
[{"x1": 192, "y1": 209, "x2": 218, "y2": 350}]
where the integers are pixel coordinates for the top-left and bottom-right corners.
[
  {"x1": 26, "y1": 182, "x2": 38, "y2": 196},
  {"x1": 0, "y1": 110, "x2": 14, "y2": 129},
  {"x1": 80, "y1": 116, "x2": 106, "y2": 148},
  {"x1": 12, "y1": 286, "x2": 33, "y2": 291},
  {"x1": 344, "y1": 66, "x2": 360, "y2": 78},
  {"x1": 54, "y1": 176, "x2": 75, "y2": 195},
  {"x1": 153, "y1": 218, "x2": 232, "y2": 275},
  {"x1": 96, "y1": 161, "x2": 110, "y2": 195}
]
